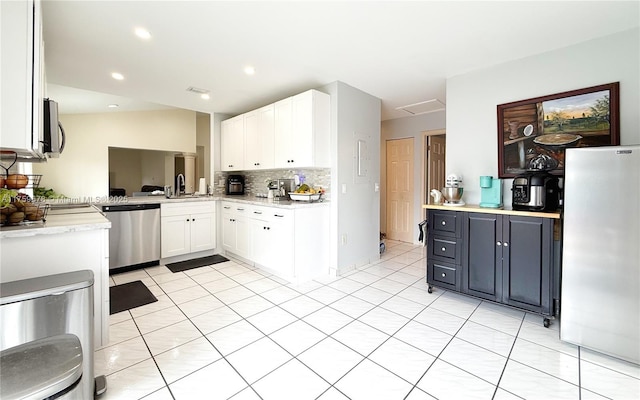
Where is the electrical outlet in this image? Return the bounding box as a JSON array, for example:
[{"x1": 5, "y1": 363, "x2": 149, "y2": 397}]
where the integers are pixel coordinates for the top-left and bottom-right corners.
[{"x1": 341, "y1": 234, "x2": 347, "y2": 245}]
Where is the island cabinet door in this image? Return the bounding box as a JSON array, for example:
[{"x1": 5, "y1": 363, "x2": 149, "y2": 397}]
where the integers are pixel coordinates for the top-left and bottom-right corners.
[
  {"x1": 463, "y1": 212, "x2": 502, "y2": 302},
  {"x1": 501, "y1": 216, "x2": 553, "y2": 314}
]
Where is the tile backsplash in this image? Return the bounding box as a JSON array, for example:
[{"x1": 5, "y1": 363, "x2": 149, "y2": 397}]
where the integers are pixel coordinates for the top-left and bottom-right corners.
[{"x1": 214, "y1": 168, "x2": 331, "y2": 198}]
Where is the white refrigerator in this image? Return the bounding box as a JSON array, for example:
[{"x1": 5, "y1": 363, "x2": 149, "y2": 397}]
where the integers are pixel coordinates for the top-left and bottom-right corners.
[{"x1": 561, "y1": 145, "x2": 640, "y2": 364}]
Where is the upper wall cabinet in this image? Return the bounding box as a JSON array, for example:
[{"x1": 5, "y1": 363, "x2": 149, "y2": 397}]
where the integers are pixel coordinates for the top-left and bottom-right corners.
[
  {"x1": 0, "y1": 0, "x2": 45, "y2": 160},
  {"x1": 221, "y1": 114, "x2": 244, "y2": 171},
  {"x1": 221, "y1": 89, "x2": 330, "y2": 172},
  {"x1": 275, "y1": 90, "x2": 330, "y2": 169},
  {"x1": 244, "y1": 104, "x2": 275, "y2": 170}
]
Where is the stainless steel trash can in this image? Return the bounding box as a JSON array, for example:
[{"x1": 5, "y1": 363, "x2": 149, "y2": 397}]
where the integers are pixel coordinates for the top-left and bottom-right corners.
[{"x1": 0, "y1": 270, "x2": 99, "y2": 399}]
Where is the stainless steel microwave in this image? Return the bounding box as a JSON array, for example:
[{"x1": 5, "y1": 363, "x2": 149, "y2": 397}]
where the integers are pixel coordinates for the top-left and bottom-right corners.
[{"x1": 43, "y1": 98, "x2": 65, "y2": 157}]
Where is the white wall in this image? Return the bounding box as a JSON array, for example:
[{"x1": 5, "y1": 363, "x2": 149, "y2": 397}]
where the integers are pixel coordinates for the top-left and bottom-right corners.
[
  {"x1": 34, "y1": 109, "x2": 196, "y2": 198},
  {"x1": 380, "y1": 112, "x2": 446, "y2": 242},
  {"x1": 323, "y1": 81, "x2": 382, "y2": 274},
  {"x1": 447, "y1": 28, "x2": 640, "y2": 206}
]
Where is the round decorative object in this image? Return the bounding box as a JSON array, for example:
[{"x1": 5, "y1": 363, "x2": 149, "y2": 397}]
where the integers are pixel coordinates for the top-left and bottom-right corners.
[
  {"x1": 534, "y1": 133, "x2": 582, "y2": 147},
  {"x1": 5, "y1": 174, "x2": 28, "y2": 189},
  {"x1": 523, "y1": 124, "x2": 534, "y2": 137}
]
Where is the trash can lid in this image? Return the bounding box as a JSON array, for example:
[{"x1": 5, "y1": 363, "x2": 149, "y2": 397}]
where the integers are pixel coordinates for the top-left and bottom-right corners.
[
  {"x1": 0, "y1": 270, "x2": 93, "y2": 306},
  {"x1": 0, "y1": 334, "x2": 83, "y2": 400}
]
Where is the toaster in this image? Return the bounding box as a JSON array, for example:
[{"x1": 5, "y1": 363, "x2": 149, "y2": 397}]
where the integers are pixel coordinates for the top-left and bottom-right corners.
[{"x1": 512, "y1": 171, "x2": 560, "y2": 211}]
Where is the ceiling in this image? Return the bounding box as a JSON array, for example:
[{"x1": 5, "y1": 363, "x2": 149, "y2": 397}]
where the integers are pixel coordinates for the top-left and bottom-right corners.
[{"x1": 42, "y1": 1, "x2": 640, "y2": 120}]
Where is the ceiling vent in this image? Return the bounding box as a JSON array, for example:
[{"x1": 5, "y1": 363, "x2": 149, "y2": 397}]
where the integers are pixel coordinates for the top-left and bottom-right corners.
[
  {"x1": 396, "y1": 99, "x2": 446, "y2": 115},
  {"x1": 186, "y1": 86, "x2": 209, "y2": 95}
]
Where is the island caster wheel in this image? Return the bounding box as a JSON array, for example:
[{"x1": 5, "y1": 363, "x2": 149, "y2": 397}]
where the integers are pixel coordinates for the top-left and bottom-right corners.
[
  {"x1": 543, "y1": 318, "x2": 550, "y2": 328},
  {"x1": 427, "y1": 286, "x2": 433, "y2": 294}
]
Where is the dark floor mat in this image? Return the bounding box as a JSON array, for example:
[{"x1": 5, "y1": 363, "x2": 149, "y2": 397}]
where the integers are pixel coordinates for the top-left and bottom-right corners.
[
  {"x1": 110, "y1": 280, "x2": 157, "y2": 315},
  {"x1": 166, "y1": 254, "x2": 230, "y2": 273}
]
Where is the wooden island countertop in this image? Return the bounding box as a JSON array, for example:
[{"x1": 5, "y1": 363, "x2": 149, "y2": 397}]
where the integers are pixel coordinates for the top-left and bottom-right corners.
[{"x1": 423, "y1": 203, "x2": 561, "y2": 219}]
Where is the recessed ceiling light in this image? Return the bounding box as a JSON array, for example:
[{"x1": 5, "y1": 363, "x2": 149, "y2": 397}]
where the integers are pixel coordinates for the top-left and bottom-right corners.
[
  {"x1": 111, "y1": 72, "x2": 124, "y2": 80},
  {"x1": 201, "y1": 93, "x2": 210, "y2": 100},
  {"x1": 134, "y1": 27, "x2": 151, "y2": 40},
  {"x1": 107, "y1": 104, "x2": 119, "y2": 108},
  {"x1": 244, "y1": 66, "x2": 255, "y2": 75}
]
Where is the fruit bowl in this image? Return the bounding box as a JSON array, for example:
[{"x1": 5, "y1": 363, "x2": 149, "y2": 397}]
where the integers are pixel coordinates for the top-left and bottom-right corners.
[{"x1": 289, "y1": 192, "x2": 321, "y2": 202}]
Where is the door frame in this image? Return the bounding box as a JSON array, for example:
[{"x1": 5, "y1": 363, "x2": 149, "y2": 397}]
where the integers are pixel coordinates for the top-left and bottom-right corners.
[{"x1": 421, "y1": 129, "x2": 446, "y2": 209}]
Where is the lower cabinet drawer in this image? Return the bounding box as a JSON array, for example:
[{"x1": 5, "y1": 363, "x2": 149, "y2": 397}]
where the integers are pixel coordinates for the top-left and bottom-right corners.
[
  {"x1": 427, "y1": 259, "x2": 460, "y2": 291},
  {"x1": 433, "y1": 263, "x2": 456, "y2": 286},
  {"x1": 431, "y1": 237, "x2": 457, "y2": 260}
]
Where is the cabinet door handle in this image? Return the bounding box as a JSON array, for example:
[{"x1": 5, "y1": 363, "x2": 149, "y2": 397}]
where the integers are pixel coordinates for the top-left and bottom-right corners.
[
  {"x1": 254, "y1": 211, "x2": 262, "y2": 214},
  {"x1": 237, "y1": 208, "x2": 244, "y2": 211},
  {"x1": 223, "y1": 206, "x2": 231, "y2": 209},
  {"x1": 192, "y1": 218, "x2": 195, "y2": 221},
  {"x1": 503, "y1": 242, "x2": 509, "y2": 247},
  {"x1": 274, "y1": 214, "x2": 284, "y2": 218},
  {"x1": 441, "y1": 247, "x2": 446, "y2": 252},
  {"x1": 497, "y1": 241, "x2": 502, "y2": 246},
  {"x1": 441, "y1": 273, "x2": 446, "y2": 277},
  {"x1": 441, "y1": 221, "x2": 446, "y2": 226}
]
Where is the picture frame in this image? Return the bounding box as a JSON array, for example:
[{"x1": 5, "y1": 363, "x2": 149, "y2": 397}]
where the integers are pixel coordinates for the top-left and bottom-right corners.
[{"x1": 497, "y1": 82, "x2": 619, "y2": 178}]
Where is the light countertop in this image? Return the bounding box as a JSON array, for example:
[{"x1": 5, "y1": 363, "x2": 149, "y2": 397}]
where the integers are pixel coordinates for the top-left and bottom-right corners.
[
  {"x1": 1, "y1": 195, "x2": 328, "y2": 239},
  {"x1": 423, "y1": 203, "x2": 561, "y2": 219},
  {"x1": 97, "y1": 194, "x2": 329, "y2": 209},
  {"x1": 0, "y1": 205, "x2": 111, "y2": 239}
]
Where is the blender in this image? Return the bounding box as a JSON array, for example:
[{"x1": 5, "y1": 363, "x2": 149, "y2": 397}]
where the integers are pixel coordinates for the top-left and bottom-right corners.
[
  {"x1": 442, "y1": 173, "x2": 465, "y2": 206},
  {"x1": 479, "y1": 176, "x2": 503, "y2": 208}
]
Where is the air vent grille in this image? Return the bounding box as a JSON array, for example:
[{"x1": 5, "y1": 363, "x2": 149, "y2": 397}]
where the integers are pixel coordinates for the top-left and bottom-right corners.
[{"x1": 396, "y1": 99, "x2": 445, "y2": 115}]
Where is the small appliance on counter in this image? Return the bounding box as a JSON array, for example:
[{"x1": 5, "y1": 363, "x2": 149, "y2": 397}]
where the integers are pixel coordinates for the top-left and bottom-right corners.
[
  {"x1": 226, "y1": 175, "x2": 245, "y2": 195},
  {"x1": 479, "y1": 176, "x2": 503, "y2": 208},
  {"x1": 442, "y1": 173, "x2": 465, "y2": 206},
  {"x1": 267, "y1": 179, "x2": 295, "y2": 199},
  {"x1": 511, "y1": 171, "x2": 559, "y2": 211}
]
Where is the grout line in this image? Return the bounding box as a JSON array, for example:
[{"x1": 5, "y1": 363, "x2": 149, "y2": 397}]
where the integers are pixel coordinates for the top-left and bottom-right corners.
[{"x1": 107, "y1": 245, "x2": 597, "y2": 400}]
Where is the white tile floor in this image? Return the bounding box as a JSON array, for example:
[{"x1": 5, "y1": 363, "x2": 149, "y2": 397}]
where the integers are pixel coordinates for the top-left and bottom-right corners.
[{"x1": 100, "y1": 240, "x2": 640, "y2": 400}]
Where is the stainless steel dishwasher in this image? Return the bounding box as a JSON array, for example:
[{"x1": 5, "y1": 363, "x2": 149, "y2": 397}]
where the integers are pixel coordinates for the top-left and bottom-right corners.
[{"x1": 102, "y1": 203, "x2": 161, "y2": 272}]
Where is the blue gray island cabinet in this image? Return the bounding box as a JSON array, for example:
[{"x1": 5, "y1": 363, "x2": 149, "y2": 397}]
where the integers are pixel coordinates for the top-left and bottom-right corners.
[{"x1": 423, "y1": 204, "x2": 561, "y2": 327}]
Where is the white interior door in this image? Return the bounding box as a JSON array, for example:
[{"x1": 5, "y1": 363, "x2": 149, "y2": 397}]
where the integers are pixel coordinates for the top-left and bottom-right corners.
[{"x1": 386, "y1": 138, "x2": 414, "y2": 242}]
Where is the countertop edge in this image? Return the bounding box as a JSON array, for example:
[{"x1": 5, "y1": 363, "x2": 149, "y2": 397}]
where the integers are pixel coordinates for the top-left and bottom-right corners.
[
  {"x1": 422, "y1": 203, "x2": 561, "y2": 219},
  {"x1": 96, "y1": 195, "x2": 330, "y2": 209},
  {"x1": 0, "y1": 216, "x2": 111, "y2": 239}
]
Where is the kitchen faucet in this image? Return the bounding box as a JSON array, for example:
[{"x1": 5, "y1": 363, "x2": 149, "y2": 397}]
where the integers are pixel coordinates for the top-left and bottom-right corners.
[{"x1": 176, "y1": 174, "x2": 185, "y2": 196}]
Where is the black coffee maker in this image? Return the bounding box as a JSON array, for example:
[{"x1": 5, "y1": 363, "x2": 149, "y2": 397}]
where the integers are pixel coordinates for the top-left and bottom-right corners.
[
  {"x1": 226, "y1": 175, "x2": 245, "y2": 195},
  {"x1": 512, "y1": 171, "x2": 560, "y2": 211}
]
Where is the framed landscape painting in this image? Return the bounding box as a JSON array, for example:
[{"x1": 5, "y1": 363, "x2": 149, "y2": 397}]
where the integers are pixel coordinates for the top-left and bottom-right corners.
[{"x1": 497, "y1": 82, "x2": 619, "y2": 178}]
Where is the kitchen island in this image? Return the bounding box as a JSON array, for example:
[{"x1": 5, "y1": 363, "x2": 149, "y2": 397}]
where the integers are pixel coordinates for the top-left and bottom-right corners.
[
  {"x1": 423, "y1": 203, "x2": 561, "y2": 326},
  {"x1": 0, "y1": 205, "x2": 111, "y2": 347}
]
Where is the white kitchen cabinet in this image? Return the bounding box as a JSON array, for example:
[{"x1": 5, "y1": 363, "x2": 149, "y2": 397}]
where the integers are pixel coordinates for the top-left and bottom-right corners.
[
  {"x1": 221, "y1": 200, "x2": 330, "y2": 282},
  {"x1": 250, "y1": 207, "x2": 294, "y2": 276},
  {"x1": 161, "y1": 202, "x2": 216, "y2": 258},
  {"x1": 221, "y1": 202, "x2": 250, "y2": 259},
  {"x1": 274, "y1": 89, "x2": 330, "y2": 169},
  {"x1": 0, "y1": 0, "x2": 45, "y2": 160},
  {"x1": 244, "y1": 105, "x2": 275, "y2": 170},
  {"x1": 221, "y1": 115, "x2": 244, "y2": 171},
  {"x1": 274, "y1": 97, "x2": 293, "y2": 168}
]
